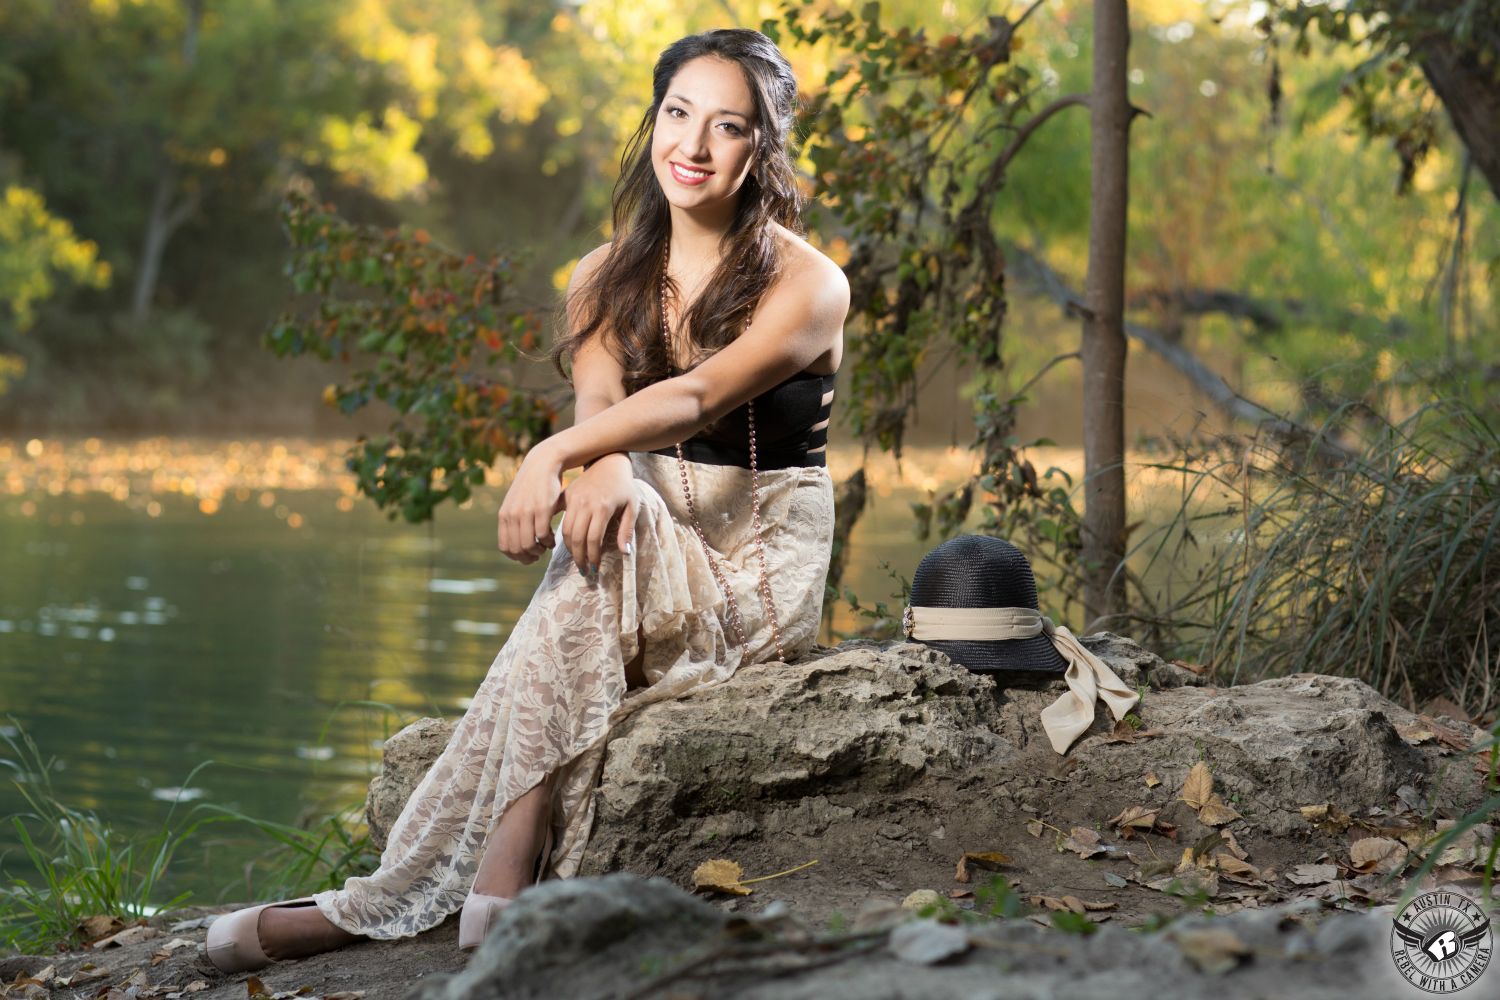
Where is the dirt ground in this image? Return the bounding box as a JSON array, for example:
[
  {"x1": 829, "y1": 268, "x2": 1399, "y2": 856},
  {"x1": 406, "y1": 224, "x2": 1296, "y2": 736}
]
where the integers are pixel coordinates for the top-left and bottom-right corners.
[{"x1": 4, "y1": 768, "x2": 1490, "y2": 1000}]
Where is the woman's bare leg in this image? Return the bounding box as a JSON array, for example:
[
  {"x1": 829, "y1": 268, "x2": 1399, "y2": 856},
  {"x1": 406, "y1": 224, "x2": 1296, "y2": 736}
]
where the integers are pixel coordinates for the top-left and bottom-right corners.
[
  {"x1": 256, "y1": 904, "x2": 364, "y2": 960},
  {"x1": 471, "y1": 774, "x2": 554, "y2": 898}
]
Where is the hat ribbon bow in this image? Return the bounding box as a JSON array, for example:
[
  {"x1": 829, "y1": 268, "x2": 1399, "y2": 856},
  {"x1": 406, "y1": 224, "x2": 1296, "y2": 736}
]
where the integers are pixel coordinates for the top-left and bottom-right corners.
[{"x1": 903, "y1": 605, "x2": 1140, "y2": 755}]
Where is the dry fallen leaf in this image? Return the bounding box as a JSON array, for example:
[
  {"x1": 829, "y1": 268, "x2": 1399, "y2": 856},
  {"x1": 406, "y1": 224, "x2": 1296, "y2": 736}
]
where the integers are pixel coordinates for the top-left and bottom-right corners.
[
  {"x1": 1145, "y1": 771, "x2": 1162, "y2": 788},
  {"x1": 1182, "y1": 761, "x2": 1214, "y2": 810},
  {"x1": 1395, "y1": 721, "x2": 1436, "y2": 746},
  {"x1": 1025, "y1": 819, "x2": 1045, "y2": 839},
  {"x1": 954, "y1": 850, "x2": 1011, "y2": 883},
  {"x1": 1220, "y1": 827, "x2": 1249, "y2": 860},
  {"x1": 1109, "y1": 805, "x2": 1160, "y2": 831},
  {"x1": 1213, "y1": 853, "x2": 1257, "y2": 877},
  {"x1": 1028, "y1": 893, "x2": 1087, "y2": 913},
  {"x1": 77, "y1": 914, "x2": 125, "y2": 943},
  {"x1": 1197, "y1": 794, "x2": 1243, "y2": 827},
  {"x1": 1300, "y1": 802, "x2": 1352, "y2": 833},
  {"x1": 1285, "y1": 863, "x2": 1338, "y2": 886},
  {"x1": 693, "y1": 858, "x2": 752, "y2": 896},
  {"x1": 1349, "y1": 837, "x2": 1406, "y2": 875},
  {"x1": 1063, "y1": 826, "x2": 1106, "y2": 859},
  {"x1": 90, "y1": 923, "x2": 160, "y2": 949}
]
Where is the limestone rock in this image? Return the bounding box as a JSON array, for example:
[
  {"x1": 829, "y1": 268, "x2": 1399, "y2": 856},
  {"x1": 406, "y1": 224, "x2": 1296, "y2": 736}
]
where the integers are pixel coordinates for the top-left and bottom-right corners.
[
  {"x1": 364, "y1": 635, "x2": 1488, "y2": 874},
  {"x1": 365, "y1": 716, "x2": 455, "y2": 851}
]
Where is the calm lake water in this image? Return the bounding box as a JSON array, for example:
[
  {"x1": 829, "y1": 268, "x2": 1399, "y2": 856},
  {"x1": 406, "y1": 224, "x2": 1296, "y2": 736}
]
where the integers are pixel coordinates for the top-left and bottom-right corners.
[{"x1": 0, "y1": 437, "x2": 1219, "y2": 909}]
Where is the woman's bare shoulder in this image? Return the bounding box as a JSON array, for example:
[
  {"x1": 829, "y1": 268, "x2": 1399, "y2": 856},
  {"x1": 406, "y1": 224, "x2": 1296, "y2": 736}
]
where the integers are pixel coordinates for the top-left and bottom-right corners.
[
  {"x1": 770, "y1": 225, "x2": 844, "y2": 281},
  {"x1": 568, "y1": 241, "x2": 615, "y2": 292}
]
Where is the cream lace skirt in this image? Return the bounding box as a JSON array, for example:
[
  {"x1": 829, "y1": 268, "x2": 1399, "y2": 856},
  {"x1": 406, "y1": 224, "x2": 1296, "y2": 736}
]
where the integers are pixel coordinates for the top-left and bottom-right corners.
[{"x1": 311, "y1": 450, "x2": 835, "y2": 939}]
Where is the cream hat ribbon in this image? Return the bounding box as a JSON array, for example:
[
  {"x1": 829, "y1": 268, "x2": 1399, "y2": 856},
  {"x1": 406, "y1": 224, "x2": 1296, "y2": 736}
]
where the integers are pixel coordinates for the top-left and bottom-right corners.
[{"x1": 902, "y1": 605, "x2": 1140, "y2": 755}]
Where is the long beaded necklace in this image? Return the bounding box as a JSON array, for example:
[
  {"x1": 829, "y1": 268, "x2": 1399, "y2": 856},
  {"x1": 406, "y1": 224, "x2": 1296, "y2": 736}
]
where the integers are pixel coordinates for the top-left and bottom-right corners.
[{"x1": 658, "y1": 248, "x2": 787, "y2": 663}]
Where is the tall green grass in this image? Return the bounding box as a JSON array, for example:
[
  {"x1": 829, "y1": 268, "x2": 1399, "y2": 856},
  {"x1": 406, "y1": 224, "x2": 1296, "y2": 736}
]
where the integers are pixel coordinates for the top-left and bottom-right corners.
[
  {"x1": 0, "y1": 716, "x2": 215, "y2": 954},
  {"x1": 0, "y1": 702, "x2": 400, "y2": 955}
]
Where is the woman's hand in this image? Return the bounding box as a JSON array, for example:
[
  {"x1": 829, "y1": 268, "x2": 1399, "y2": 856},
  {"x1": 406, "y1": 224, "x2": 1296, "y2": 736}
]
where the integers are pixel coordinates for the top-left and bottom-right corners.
[
  {"x1": 496, "y1": 442, "x2": 567, "y2": 564},
  {"x1": 560, "y1": 452, "x2": 638, "y2": 576}
]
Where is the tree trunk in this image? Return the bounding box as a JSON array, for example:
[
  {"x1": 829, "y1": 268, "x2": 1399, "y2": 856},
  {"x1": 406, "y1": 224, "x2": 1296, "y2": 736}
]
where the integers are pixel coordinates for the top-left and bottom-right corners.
[
  {"x1": 129, "y1": 0, "x2": 204, "y2": 323},
  {"x1": 1081, "y1": 0, "x2": 1131, "y2": 630},
  {"x1": 1414, "y1": 29, "x2": 1500, "y2": 202}
]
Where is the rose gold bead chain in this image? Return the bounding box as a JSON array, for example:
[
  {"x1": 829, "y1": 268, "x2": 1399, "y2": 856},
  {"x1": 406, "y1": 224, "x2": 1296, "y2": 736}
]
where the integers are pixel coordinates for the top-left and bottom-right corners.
[{"x1": 659, "y1": 248, "x2": 786, "y2": 663}]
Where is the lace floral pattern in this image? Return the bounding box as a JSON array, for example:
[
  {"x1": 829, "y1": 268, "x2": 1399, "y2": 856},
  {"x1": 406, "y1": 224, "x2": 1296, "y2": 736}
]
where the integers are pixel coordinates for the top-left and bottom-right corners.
[{"x1": 312, "y1": 451, "x2": 834, "y2": 939}]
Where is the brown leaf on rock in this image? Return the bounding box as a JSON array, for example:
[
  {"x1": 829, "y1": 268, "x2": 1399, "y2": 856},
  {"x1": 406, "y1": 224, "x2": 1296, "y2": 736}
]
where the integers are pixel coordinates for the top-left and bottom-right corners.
[
  {"x1": 1025, "y1": 819, "x2": 1044, "y2": 839},
  {"x1": 954, "y1": 850, "x2": 1011, "y2": 883},
  {"x1": 1145, "y1": 771, "x2": 1162, "y2": 788},
  {"x1": 693, "y1": 858, "x2": 752, "y2": 896},
  {"x1": 1220, "y1": 828, "x2": 1249, "y2": 860},
  {"x1": 1146, "y1": 867, "x2": 1219, "y2": 898},
  {"x1": 1182, "y1": 761, "x2": 1214, "y2": 810},
  {"x1": 1028, "y1": 894, "x2": 1087, "y2": 913},
  {"x1": 78, "y1": 914, "x2": 125, "y2": 943},
  {"x1": 1395, "y1": 721, "x2": 1436, "y2": 746},
  {"x1": 1198, "y1": 794, "x2": 1243, "y2": 827},
  {"x1": 1285, "y1": 863, "x2": 1338, "y2": 885},
  {"x1": 1349, "y1": 837, "x2": 1407, "y2": 875},
  {"x1": 1300, "y1": 803, "x2": 1352, "y2": 833},
  {"x1": 1109, "y1": 805, "x2": 1159, "y2": 832},
  {"x1": 1213, "y1": 853, "x2": 1257, "y2": 877},
  {"x1": 90, "y1": 923, "x2": 159, "y2": 949},
  {"x1": 1063, "y1": 826, "x2": 1106, "y2": 859},
  {"x1": 1417, "y1": 713, "x2": 1474, "y2": 751}
]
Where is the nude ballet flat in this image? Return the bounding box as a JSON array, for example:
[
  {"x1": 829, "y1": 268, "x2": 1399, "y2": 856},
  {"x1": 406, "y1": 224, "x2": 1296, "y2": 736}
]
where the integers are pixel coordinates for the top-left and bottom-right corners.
[
  {"x1": 459, "y1": 824, "x2": 554, "y2": 952},
  {"x1": 205, "y1": 895, "x2": 319, "y2": 973}
]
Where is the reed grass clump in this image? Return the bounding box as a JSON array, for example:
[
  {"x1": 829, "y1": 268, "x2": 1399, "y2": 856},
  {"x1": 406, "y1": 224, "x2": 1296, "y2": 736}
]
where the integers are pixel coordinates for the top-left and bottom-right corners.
[{"x1": 1131, "y1": 394, "x2": 1498, "y2": 722}]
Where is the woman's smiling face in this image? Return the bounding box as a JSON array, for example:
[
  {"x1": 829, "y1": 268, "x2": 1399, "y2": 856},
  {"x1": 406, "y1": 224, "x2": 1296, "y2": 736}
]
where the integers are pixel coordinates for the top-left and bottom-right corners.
[{"x1": 652, "y1": 55, "x2": 759, "y2": 211}]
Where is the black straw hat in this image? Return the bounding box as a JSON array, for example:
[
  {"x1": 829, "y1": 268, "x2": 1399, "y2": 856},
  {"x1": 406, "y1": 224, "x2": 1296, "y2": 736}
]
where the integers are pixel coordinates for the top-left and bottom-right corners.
[{"x1": 903, "y1": 535, "x2": 1068, "y2": 683}]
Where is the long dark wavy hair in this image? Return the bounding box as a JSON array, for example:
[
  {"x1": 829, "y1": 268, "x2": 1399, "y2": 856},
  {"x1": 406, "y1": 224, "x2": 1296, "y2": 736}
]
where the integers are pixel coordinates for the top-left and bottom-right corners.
[{"x1": 547, "y1": 28, "x2": 806, "y2": 397}]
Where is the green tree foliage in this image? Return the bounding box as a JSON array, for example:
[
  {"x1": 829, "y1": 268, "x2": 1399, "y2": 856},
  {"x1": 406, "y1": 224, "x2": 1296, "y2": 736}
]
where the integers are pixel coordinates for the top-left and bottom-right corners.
[
  {"x1": 1265, "y1": 0, "x2": 1500, "y2": 195},
  {"x1": 0, "y1": 0, "x2": 552, "y2": 423},
  {"x1": 267, "y1": 186, "x2": 555, "y2": 523}
]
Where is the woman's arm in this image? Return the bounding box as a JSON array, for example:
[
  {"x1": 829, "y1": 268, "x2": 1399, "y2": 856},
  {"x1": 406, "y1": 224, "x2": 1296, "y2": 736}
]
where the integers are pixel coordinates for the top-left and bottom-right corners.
[
  {"x1": 541, "y1": 259, "x2": 849, "y2": 472},
  {"x1": 564, "y1": 244, "x2": 632, "y2": 473}
]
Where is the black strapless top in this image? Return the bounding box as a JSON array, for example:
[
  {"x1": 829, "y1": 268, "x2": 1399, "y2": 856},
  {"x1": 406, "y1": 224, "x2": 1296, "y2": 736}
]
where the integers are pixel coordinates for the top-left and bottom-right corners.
[{"x1": 649, "y1": 366, "x2": 837, "y2": 469}]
